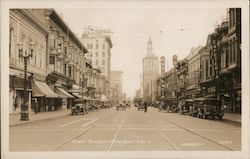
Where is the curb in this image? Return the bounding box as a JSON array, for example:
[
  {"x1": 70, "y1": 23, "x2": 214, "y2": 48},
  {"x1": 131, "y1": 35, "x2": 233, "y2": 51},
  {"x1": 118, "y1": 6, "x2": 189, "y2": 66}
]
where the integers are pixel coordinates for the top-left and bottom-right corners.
[
  {"x1": 222, "y1": 119, "x2": 241, "y2": 126},
  {"x1": 9, "y1": 113, "x2": 71, "y2": 127}
]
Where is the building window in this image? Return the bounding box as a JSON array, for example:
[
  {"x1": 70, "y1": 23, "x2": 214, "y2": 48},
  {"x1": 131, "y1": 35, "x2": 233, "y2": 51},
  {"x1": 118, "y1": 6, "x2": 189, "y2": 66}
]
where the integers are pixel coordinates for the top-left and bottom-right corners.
[
  {"x1": 64, "y1": 63, "x2": 67, "y2": 75},
  {"x1": 96, "y1": 43, "x2": 98, "y2": 49},
  {"x1": 58, "y1": 43, "x2": 62, "y2": 52},
  {"x1": 102, "y1": 59, "x2": 105, "y2": 65},
  {"x1": 225, "y1": 49, "x2": 229, "y2": 67},
  {"x1": 96, "y1": 52, "x2": 98, "y2": 57},
  {"x1": 54, "y1": 39, "x2": 56, "y2": 48},
  {"x1": 96, "y1": 59, "x2": 98, "y2": 65},
  {"x1": 102, "y1": 44, "x2": 105, "y2": 49},
  {"x1": 102, "y1": 52, "x2": 105, "y2": 57},
  {"x1": 49, "y1": 56, "x2": 55, "y2": 64},
  {"x1": 68, "y1": 66, "x2": 71, "y2": 77},
  {"x1": 9, "y1": 28, "x2": 13, "y2": 57},
  {"x1": 64, "y1": 46, "x2": 67, "y2": 54},
  {"x1": 209, "y1": 59, "x2": 212, "y2": 77}
]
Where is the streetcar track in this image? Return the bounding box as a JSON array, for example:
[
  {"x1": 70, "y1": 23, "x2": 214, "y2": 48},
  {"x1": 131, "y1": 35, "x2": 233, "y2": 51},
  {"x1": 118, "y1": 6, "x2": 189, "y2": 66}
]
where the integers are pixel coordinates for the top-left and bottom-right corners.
[
  {"x1": 51, "y1": 109, "x2": 122, "y2": 151},
  {"x1": 105, "y1": 112, "x2": 127, "y2": 151},
  {"x1": 149, "y1": 114, "x2": 183, "y2": 151},
  {"x1": 150, "y1": 110, "x2": 235, "y2": 151}
]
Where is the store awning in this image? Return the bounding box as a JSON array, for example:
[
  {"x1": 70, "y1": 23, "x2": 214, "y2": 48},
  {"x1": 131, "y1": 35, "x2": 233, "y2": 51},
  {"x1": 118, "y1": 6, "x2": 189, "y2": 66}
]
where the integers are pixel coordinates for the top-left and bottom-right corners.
[
  {"x1": 101, "y1": 94, "x2": 108, "y2": 102},
  {"x1": 56, "y1": 87, "x2": 74, "y2": 98},
  {"x1": 32, "y1": 81, "x2": 59, "y2": 98},
  {"x1": 72, "y1": 93, "x2": 82, "y2": 99}
]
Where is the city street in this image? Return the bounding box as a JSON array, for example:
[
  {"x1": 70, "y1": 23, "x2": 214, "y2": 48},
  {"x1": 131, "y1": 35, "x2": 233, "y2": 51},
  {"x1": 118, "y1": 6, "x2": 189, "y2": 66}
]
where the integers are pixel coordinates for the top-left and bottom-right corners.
[{"x1": 10, "y1": 106, "x2": 241, "y2": 151}]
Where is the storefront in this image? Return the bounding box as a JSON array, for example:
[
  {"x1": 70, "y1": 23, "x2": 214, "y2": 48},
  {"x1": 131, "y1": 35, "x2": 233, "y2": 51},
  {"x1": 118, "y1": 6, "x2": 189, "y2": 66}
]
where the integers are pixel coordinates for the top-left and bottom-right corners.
[
  {"x1": 55, "y1": 87, "x2": 74, "y2": 109},
  {"x1": 32, "y1": 80, "x2": 60, "y2": 112},
  {"x1": 9, "y1": 75, "x2": 32, "y2": 114}
]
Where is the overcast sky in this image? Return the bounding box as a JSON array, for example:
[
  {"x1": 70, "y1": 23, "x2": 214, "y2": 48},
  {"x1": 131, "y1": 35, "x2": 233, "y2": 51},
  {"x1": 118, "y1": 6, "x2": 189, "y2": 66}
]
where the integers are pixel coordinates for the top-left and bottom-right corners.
[{"x1": 56, "y1": 8, "x2": 227, "y2": 98}]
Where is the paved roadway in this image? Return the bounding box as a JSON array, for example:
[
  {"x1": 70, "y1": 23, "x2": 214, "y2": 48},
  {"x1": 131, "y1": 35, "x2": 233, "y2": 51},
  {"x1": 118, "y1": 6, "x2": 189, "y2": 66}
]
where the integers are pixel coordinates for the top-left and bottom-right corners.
[{"x1": 10, "y1": 106, "x2": 241, "y2": 151}]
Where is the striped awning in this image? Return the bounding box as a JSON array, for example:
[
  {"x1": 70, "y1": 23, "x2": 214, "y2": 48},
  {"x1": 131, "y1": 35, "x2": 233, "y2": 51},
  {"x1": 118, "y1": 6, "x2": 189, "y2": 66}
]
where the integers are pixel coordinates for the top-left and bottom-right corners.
[
  {"x1": 55, "y1": 87, "x2": 74, "y2": 98},
  {"x1": 32, "y1": 81, "x2": 59, "y2": 98},
  {"x1": 72, "y1": 93, "x2": 82, "y2": 99}
]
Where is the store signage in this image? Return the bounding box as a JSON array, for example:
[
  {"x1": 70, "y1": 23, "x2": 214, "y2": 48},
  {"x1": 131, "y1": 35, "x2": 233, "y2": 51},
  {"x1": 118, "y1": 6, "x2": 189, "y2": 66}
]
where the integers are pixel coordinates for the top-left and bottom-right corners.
[
  {"x1": 160, "y1": 56, "x2": 165, "y2": 77},
  {"x1": 211, "y1": 38, "x2": 219, "y2": 79}
]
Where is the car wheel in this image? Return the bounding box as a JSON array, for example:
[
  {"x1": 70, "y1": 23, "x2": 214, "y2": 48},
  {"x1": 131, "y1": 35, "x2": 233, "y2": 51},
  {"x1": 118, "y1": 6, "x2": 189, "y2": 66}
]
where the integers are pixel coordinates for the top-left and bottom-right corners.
[
  {"x1": 212, "y1": 116, "x2": 215, "y2": 120},
  {"x1": 218, "y1": 115, "x2": 223, "y2": 120}
]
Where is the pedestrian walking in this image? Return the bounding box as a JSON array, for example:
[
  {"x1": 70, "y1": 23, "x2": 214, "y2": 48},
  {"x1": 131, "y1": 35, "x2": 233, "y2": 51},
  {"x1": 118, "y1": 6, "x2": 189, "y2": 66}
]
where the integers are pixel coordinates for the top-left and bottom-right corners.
[{"x1": 143, "y1": 100, "x2": 148, "y2": 112}]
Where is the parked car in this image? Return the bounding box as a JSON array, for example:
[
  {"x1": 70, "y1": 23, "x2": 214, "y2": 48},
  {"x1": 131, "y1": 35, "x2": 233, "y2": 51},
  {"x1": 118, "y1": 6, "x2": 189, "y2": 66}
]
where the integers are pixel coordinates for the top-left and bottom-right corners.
[
  {"x1": 116, "y1": 103, "x2": 126, "y2": 111},
  {"x1": 194, "y1": 98, "x2": 223, "y2": 119},
  {"x1": 179, "y1": 99, "x2": 194, "y2": 115},
  {"x1": 167, "y1": 98, "x2": 178, "y2": 112},
  {"x1": 71, "y1": 103, "x2": 88, "y2": 115},
  {"x1": 137, "y1": 103, "x2": 145, "y2": 111}
]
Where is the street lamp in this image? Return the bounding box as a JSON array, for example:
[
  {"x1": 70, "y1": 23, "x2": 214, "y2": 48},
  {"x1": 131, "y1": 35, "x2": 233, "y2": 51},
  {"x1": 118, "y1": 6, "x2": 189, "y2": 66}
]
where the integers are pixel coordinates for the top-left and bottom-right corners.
[{"x1": 18, "y1": 41, "x2": 34, "y2": 121}]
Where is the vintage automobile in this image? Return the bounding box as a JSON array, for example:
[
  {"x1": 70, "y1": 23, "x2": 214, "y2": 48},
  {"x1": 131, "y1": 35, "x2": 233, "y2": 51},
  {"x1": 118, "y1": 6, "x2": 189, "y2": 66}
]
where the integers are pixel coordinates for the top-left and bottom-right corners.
[
  {"x1": 116, "y1": 103, "x2": 126, "y2": 111},
  {"x1": 165, "y1": 98, "x2": 178, "y2": 113},
  {"x1": 71, "y1": 103, "x2": 88, "y2": 115},
  {"x1": 192, "y1": 97, "x2": 223, "y2": 119},
  {"x1": 179, "y1": 99, "x2": 194, "y2": 115},
  {"x1": 137, "y1": 103, "x2": 145, "y2": 111},
  {"x1": 90, "y1": 100, "x2": 100, "y2": 111}
]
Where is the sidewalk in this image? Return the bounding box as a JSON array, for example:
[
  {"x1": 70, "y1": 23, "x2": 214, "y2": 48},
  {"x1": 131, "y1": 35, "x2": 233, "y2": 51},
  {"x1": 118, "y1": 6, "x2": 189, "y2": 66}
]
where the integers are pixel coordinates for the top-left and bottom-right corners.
[
  {"x1": 223, "y1": 113, "x2": 241, "y2": 124},
  {"x1": 10, "y1": 109, "x2": 71, "y2": 127}
]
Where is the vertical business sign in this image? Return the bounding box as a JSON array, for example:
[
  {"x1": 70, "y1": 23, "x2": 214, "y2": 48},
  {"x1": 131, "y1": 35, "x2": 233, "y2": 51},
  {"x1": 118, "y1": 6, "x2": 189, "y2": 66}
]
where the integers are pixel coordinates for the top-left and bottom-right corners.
[
  {"x1": 211, "y1": 36, "x2": 219, "y2": 79},
  {"x1": 160, "y1": 56, "x2": 165, "y2": 97}
]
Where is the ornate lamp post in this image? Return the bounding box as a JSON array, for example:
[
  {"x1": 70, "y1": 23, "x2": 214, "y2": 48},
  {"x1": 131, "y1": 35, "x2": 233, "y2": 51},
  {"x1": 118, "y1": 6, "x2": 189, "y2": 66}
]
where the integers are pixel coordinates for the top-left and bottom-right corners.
[{"x1": 18, "y1": 41, "x2": 34, "y2": 121}]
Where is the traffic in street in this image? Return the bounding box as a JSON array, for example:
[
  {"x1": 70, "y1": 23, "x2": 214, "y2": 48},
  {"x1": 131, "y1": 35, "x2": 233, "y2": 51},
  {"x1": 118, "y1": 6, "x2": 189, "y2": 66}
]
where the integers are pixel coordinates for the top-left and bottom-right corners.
[{"x1": 10, "y1": 104, "x2": 241, "y2": 151}]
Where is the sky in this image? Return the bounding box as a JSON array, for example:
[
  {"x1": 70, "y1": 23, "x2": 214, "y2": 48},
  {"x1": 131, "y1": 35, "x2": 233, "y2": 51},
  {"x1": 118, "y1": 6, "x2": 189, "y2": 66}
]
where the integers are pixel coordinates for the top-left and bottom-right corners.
[{"x1": 56, "y1": 8, "x2": 227, "y2": 98}]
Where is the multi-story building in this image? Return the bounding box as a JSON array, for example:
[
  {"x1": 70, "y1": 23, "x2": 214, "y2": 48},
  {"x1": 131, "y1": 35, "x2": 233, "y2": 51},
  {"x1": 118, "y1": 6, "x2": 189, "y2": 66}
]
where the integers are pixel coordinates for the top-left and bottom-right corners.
[
  {"x1": 186, "y1": 46, "x2": 203, "y2": 99},
  {"x1": 221, "y1": 8, "x2": 241, "y2": 113},
  {"x1": 162, "y1": 55, "x2": 178, "y2": 99},
  {"x1": 200, "y1": 8, "x2": 241, "y2": 114},
  {"x1": 80, "y1": 31, "x2": 113, "y2": 81},
  {"x1": 110, "y1": 70, "x2": 123, "y2": 105},
  {"x1": 142, "y1": 37, "x2": 159, "y2": 101},
  {"x1": 176, "y1": 58, "x2": 188, "y2": 99},
  {"x1": 9, "y1": 9, "x2": 50, "y2": 114},
  {"x1": 9, "y1": 9, "x2": 90, "y2": 114},
  {"x1": 30, "y1": 9, "x2": 88, "y2": 111}
]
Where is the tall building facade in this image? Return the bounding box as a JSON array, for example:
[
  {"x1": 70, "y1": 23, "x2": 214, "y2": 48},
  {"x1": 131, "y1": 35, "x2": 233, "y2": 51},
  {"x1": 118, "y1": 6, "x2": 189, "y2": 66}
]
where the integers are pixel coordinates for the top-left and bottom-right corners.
[
  {"x1": 186, "y1": 46, "x2": 203, "y2": 99},
  {"x1": 9, "y1": 9, "x2": 49, "y2": 114},
  {"x1": 110, "y1": 71, "x2": 123, "y2": 104},
  {"x1": 80, "y1": 31, "x2": 112, "y2": 81},
  {"x1": 9, "y1": 9, "x2": 90, "y2": 114},
  {"x1": 142, "y1": 37, "x2": 159, "y2": 100}
]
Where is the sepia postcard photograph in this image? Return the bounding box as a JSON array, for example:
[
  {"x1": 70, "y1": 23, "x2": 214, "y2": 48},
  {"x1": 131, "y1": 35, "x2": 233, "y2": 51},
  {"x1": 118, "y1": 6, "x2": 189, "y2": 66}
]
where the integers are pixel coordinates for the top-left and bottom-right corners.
[{"x1": 1, "y1": 0, "x2": 249, "y2": 159}]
